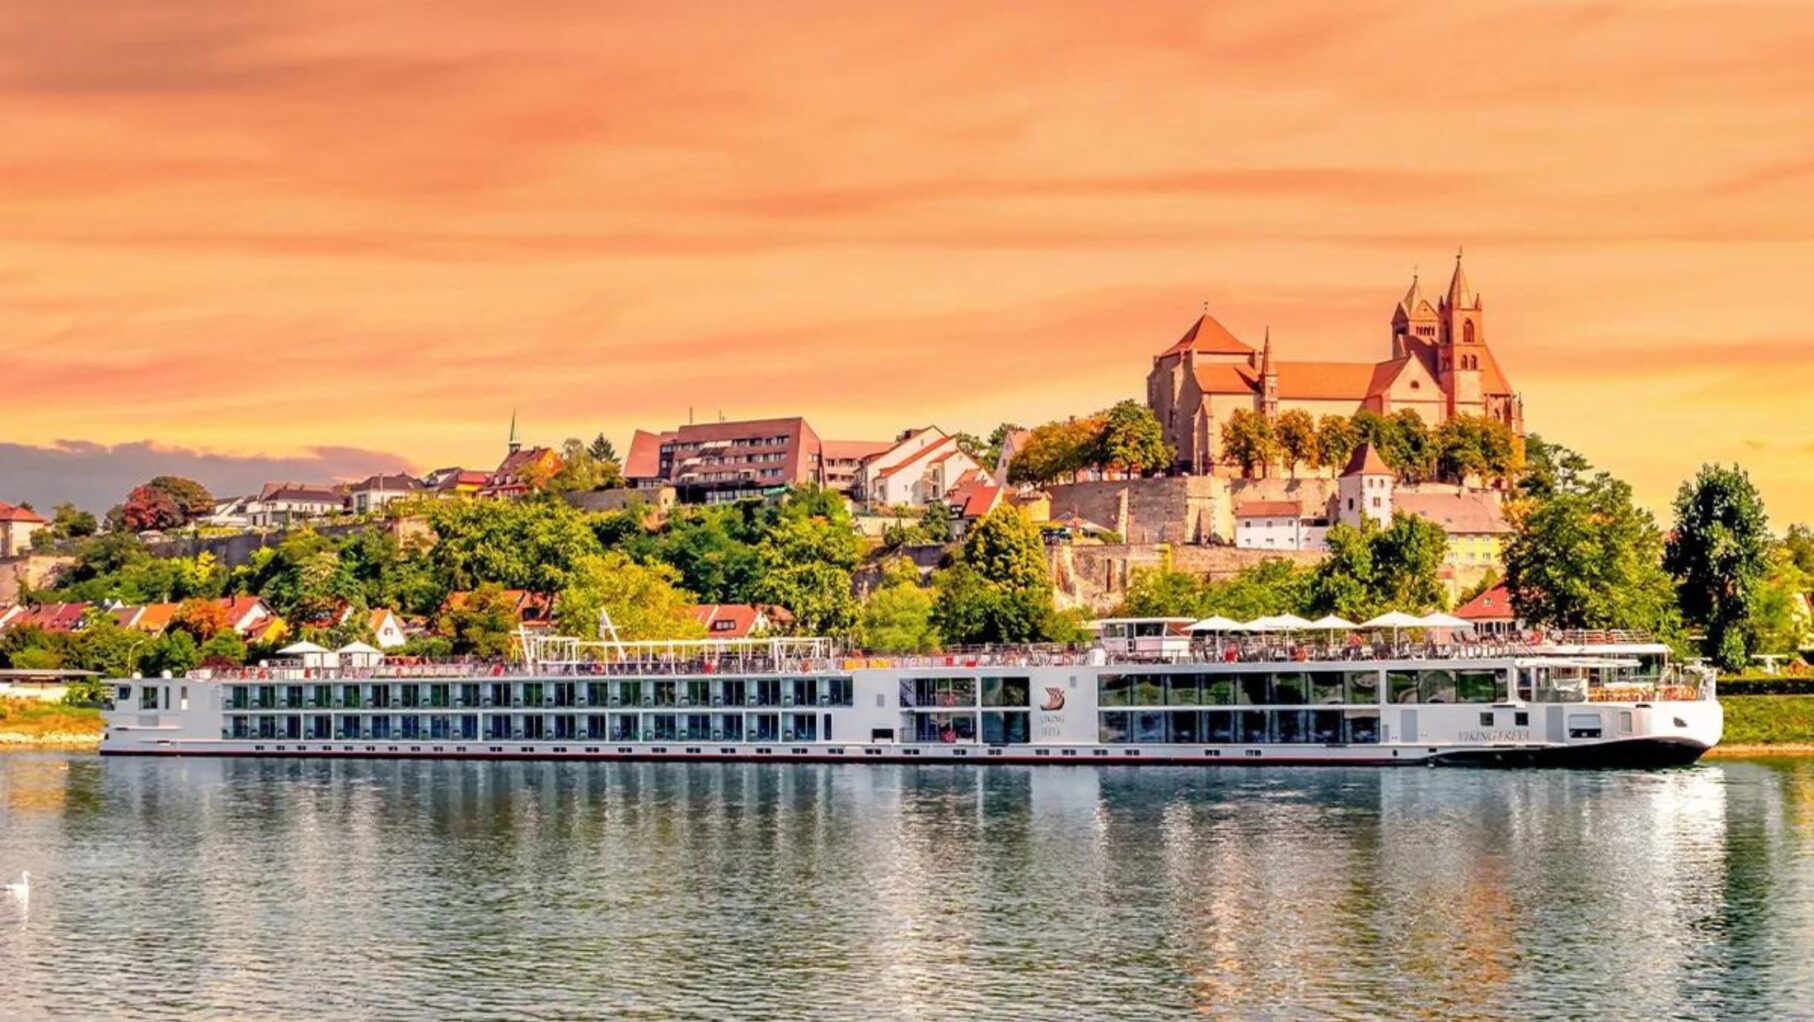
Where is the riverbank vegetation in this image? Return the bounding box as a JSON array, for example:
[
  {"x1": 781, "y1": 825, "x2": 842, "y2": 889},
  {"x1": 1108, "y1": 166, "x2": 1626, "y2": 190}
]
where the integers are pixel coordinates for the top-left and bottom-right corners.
[{"x1": 0, "y1": 699, "x2": 102, "y2": 743}]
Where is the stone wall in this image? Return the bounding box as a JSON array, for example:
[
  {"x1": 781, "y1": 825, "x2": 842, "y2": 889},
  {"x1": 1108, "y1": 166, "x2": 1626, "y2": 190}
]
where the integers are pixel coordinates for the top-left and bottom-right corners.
[
  {"x1": 1043, "y1": 476, "x2": 1225, "y2": 545},
  {"x1": 0, "y1": 555, "x2": 76, "y2": 603},
  {"x1": 1049, "y1": 542, "x2": 1325, "y2": 613}
]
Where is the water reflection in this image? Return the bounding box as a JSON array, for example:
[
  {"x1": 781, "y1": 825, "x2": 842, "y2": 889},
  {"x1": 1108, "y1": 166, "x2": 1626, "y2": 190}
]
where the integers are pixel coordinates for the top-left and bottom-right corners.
[{"x1": 1, "y1": 752, "x2": 1812, "y2": 1020}]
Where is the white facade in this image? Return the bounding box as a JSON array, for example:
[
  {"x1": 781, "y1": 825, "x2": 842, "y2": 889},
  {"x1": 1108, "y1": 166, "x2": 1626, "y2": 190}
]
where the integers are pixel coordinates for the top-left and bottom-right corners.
[
  {"x1": 1337, "y1": 469, "x2": 1394, "y2": 529},
  {"x1": 856, "y1": 429, "x2": 981, "y2": 508}
]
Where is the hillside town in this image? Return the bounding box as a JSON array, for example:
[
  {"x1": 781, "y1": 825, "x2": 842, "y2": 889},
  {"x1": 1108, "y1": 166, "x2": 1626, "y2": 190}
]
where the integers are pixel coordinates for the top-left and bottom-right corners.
[{"x1": 2, "y1": 254, "x2": 1810, "y2": 692}]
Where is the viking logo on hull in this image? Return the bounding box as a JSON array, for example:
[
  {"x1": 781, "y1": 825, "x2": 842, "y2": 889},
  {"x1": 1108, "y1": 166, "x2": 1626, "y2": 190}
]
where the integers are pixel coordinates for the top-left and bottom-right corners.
[{"x1": 1041, "y1": 688, "x2": 1065, "y2": 711}]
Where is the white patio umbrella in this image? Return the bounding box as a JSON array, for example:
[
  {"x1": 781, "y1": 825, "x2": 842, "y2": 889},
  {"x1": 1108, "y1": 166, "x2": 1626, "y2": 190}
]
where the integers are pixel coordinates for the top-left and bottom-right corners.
[
  {"x1": 1307, "y1": 615, "x2": 1357, "y2": 630},
  {"x1": 1188, "y1": 615, "x2": 1249, "y2": 632},
  {"x1": 1257, "y1": 613, "x2": 1315, "y2": 632},
  {"x1": 277, "y1": 641, "x2": 329, "y2": 654},
  {"x1": 1414, "y1": 612, "x2": 1475, "y2": 630},
  {"x1": 1360, "y1": 611, "x2": 1424, "y2": 629}
]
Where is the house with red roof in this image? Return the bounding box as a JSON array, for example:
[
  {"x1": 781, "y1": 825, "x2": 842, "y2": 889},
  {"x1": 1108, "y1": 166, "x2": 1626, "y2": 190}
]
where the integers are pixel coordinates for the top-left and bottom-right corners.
[
  {"x1": 1148, "y1": 253, "x2": 1523, "y2": 475},
  {"x1": 1454, "y1": 584, "x2": 1520, "y2": 635},
  {"x1": 689, "y1": 603, "x2": 793, "y2": 640},
  {"x1": 7, "y1": 602, "x2": 92, "y2": 633},
  {"x1": 945, "y1": 472, "x2": 1005, "y2": 534},
  {"x1": 0, "y1": 501, "x2": 48, "y2": 557},
  {"x1": 440, "y1": 589, "x2": 555, "y2": 630},
  {"x1": 855, "y1": 428, "x2": 982, "y2": 509}
]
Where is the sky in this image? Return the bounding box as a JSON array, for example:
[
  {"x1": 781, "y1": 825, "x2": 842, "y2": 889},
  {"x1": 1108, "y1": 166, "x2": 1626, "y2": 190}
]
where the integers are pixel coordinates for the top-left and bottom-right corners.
[{"x1": 0, "y1": 0, "x2": 1810, "y2": 519}]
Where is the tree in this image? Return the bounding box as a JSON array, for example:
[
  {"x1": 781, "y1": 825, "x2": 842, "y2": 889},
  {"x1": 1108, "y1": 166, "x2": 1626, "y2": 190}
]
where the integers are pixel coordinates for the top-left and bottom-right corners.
[
  {"x1": 656, "y1": 508, "x2": 764, "y2": 603},
  {"x1": 198, "y1": 630, "x2": 248, "y2": 668},
  {"x1": 751, "y1": 495, "x2": 861, "y2": 637},
  {"x1": 436, "y1": 583, "x2": 519, "y2": 657},
  {"x1": 931, "y1": 506, "x2": 1057, "y2": 644},
  {"x1": 555, "y1": 552, "x2": 704, "y2": 641},
  {"x1": 1502, "y1": 440, "x2": 1679, "y2": 636},
  {"x1": 918, "y1": 501, "x2": 954, "y2": 544},
  {"x1": 1665, "y1": 464, "x2": 1772, "y2": 671},
  {"x1": 140, "y1": 631, "x2": 200, "y2": 677},
  {"x1": 1315, "y1": 415, "x2": 1359, "y2": 474},
  {"x1": 587, "y1": 434, "x2": 619, "y2": 463},
  {"x1": 1743, "y1": 549, "x2": 1810, "y2": 659},
  {"x1": 859, "y1": 582, "x2": 940, "y2": 653},
  {"x1": 983, "y1": 422, "x2": 1022, "y2": 470},
  {"x1": 1783, "y1": 524, "x2": 1814, "y2": 576},
  {"x1": 65, "y1": 613, "x2": 142, "y2": 677},
  {"x1": 1379, "y1": 410, "x2": 1435, "y2": 482},
  {"x1": 1434, "y1": 415, "x2": 1518, "y2": 485},
  {"x1": 1274, "y1": 409, "x2": 1317, "y2": 478},
  {"x1": 1009, "y1": 417, "x2": 1100, "y2": 485},
  {"x1": 169, "y1": 598, "x2": 231, "y2": 641},
  {"x1": 148, "y1": 476, "x2": 214, "y2": 520},
  {"x1": 427, "y1": 496, "x2": 601, "y2": 601},
  {"x1": 1219, "y1": 409, "x2": 1276, "y2": 478},
  {"x1": 1309, "y1": 513, "x2": 1447, "y2": 618},
  {"x1": 1093, "y1": 400, "x2": 1171, "y2": 477},
  {"x1": 121, "y1": 485, "x2": 184, "y2": 533},
  {"x1": 49, "y1": 502, "x2": 97, "y2": 540}
]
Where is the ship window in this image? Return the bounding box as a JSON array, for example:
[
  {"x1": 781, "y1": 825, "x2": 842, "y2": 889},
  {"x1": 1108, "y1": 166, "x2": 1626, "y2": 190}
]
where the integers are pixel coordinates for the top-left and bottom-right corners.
[
  {"x1": 1098, "y1": 675, "x2": 1132, "y2": 707},
  {"x1": 1240, "y1": 710, "x2": 1269, "y2": 744},
  {"x1": 1479, "y1": 712, "x2": 1495, "y2": 727},
  {"x1": 1273, "y1": 710, "x2": 1309, "y2": 743},
  {"x1": 1205, "y1": 711, "x2": 1236, "y2": 743},
  {"x1": 1417, "y1": 670, "x2": 1458, "y2": 704},
  {"x1": 1098, "y1": 711, "x2": 1129, "y2": 744},
  {"x1": 1346, "y1": 711, "x2": 1380, "y2": 744},
  {"x1": 1165, "y1": 675, "x2": 1202, "y2": 706},
  {"x1": 1134, "y1": 711, "x2": 1165, "y2": 743},
  {"x1": 1515, "y1": 712, "x2": 1530, "y2": 727},
  {"x1": 1167, "y1": 710, "x2": 1201, "y2": 743},
  {"x1": 1310, "y1": 710, "x2": 1342, "y2": 743},
  {"x1": 981, "y1": 676, "x2": 1030, "y2": 708},
  {"x1": 1388, "y1": 671, "x2": 1419, "y2": 704},
  {"x1": 1272, "y1": 672, "x2": 1310, "y2": 705},
  {"x1": 1457, "y1": 670, "x2": 1503, "y2": 704},
  {"x1": 981, "y1": 711, "x2": 1030, "y2": 745},
  {"x1": 1236, "y1": 674, "x2": 1270, "y2": 706}
]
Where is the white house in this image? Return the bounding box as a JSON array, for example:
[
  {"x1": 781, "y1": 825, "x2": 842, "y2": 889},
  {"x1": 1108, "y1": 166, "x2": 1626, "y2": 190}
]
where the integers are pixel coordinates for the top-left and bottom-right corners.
[
  {"x1": 1336, "y1": 444, "x2": 1394, "y2": 529},
  {"x1": 1232, "y1": 500, "x2": 1329, "y2": 551},
  {"x1": 367, "y1": 608, "x2": 409, "y2": 649},
  {"x1": 0, "y1": 502, "x2": 47, "y2": 557},
  {"x1": 247, "y1": 483, "x2": 345, "y2": 527},
  {"x1": 855, "y1": 428, "x2": 982, "y2": 509},
  {"x1": 348, "y1": 474, "x2": 424, "y2": 515}
]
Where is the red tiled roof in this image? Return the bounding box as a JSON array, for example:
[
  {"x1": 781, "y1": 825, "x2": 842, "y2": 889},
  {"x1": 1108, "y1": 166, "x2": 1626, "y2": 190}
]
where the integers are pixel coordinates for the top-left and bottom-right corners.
[
  {"x1": 689, "y1": 603, "x2": 768, "y2": 638},
  {"x1": 949, "y1": 481, "x2": 1003, "y2": 519},
  {"x1": 1455, "y1": 584, "x2": 1517, "y2": 621},
  {"x1": 1158, "y1": 312, "x2": 1254, "y2": 358},
  {"x1": 624, "y1": 430, "x2": 673, "y2": 479},
  {"x1": 0, "y1": 501, "x2": 47, "y2": 524},
  {"x1": 1342, "y1": 444, "x2": 1392, "y2": 477},
  {"x1": 1272, "y1": 360, "x2": 1380, "y2": 401},
  {"x1": 1191, "y1": 363, "x2": 1259, "y2": 395},
  {"x1": 1235, "y1": 500, "x2": 1303, "y2": 518}
]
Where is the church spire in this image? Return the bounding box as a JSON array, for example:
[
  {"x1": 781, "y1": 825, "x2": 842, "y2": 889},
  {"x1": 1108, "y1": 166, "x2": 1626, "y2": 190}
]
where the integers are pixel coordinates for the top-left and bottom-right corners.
[
  {"x1": 1259, "y1": 325, "x2": 1273, "y2": 376},
  {"x1": 508, "y1": 409, "x2": 521, "y2": 454},
  {"x1": 1445, "y1": 247, "x2": 1474, "y2": 310}
]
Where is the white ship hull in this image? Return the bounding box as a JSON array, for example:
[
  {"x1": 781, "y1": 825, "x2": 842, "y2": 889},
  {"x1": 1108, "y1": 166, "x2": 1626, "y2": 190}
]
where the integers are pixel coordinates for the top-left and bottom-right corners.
[{"x1": 100, "y1": 653, "x2": 1723, "y2": 769}]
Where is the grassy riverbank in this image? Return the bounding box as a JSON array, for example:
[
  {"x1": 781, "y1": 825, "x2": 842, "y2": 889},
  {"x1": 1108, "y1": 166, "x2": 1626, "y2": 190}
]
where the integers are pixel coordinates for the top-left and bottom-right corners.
[
  {"x1": 0, "y1": 699, "x2": 103, "y2": 747},
  {"x1": 1709, "y1": 694, "x2": 1814, "y2": 756}
]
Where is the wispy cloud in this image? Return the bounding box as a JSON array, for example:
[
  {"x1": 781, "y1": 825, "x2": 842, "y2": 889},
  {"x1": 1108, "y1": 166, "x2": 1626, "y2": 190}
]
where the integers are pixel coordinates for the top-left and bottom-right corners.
[{"x1": 0, "y1": 440, "x2": 412, "y2": 513}]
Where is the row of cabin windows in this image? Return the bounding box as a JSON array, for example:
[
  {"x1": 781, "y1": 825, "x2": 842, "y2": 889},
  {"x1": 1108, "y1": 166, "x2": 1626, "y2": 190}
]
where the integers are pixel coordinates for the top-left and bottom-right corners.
[
  {"x1": 225, "y1": 711, "x2": 833, "y2": 743},
  {"x1": 1100, "y1": 709, "x2": 1381, "y2": 745},
  {"x1": 1100, "y1": 670, "x2": 1505, "y2": 707},
  {"x1": 224, "y1": 678, "x2": 856, "y2": 710}
]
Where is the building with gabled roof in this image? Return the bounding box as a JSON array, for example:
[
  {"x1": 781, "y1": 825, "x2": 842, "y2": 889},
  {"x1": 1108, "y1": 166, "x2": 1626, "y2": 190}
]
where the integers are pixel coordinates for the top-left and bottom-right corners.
[
  {"x1": 1149, "y1": 252, "x2": 1522, "y2": 475},
  {"x1": 855, "y1": 428, "x2": 982, "y2": 509},
  {"x1": 0, "y1": 501, "x2": 48, "y2": 557}
]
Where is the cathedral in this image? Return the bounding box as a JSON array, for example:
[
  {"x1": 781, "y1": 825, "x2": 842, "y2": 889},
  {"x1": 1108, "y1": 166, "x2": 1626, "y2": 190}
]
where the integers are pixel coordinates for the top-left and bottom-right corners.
[{"x1": 1147, "y1": 252, "x2": 1523, "y2": 475}]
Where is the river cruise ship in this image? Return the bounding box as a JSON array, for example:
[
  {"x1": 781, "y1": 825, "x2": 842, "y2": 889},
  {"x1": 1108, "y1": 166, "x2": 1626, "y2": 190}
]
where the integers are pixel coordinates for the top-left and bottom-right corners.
[{"x1": 99, "y1": 622, "x2": 1721, "y2": 767}]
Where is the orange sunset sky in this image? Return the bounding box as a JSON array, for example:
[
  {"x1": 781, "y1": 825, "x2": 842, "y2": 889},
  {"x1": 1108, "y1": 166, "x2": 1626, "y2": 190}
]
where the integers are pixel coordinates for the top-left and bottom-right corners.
[{"x1": 1, "y1": 1, "x2": 1811, "y2": 519}]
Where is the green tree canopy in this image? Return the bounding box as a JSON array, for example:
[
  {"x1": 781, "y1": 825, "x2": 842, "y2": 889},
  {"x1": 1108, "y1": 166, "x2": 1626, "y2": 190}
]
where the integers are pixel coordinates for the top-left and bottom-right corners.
[
  {"x1": 1664, "y1": 464, "x2": 1772, "y2": 670},
  {"x1": 1308, "y1": 513, "x2": 1448, "y2": 618},
  {"x1": 1093, "y1": 400, "x2": 1171, "y2": 476},
  {"x1": 1274, "y1": 409, "x2": 1317, "y2": 478},
  {"x1": 1315, "y1": 415, "x2": 1359, "y2": 473},
  {"x1": 931, "y1": 506, "x2": 1059, "y2": 644},
  {"x1": 555, "y1": 552, "x2": 704, "y2": 641},
  {"x1": 1219, "y1": 409, "x2": 1276, "y2": 478},
  {"x1": 1502, "y1": 439, "x2": 1679, "y2": 636}
]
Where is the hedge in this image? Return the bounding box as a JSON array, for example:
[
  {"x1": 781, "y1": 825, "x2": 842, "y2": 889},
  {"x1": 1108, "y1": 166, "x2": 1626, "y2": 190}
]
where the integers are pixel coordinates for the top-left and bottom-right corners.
[{"x1": 1716, "y1": 676, "x2": 1814, "y2": 696}]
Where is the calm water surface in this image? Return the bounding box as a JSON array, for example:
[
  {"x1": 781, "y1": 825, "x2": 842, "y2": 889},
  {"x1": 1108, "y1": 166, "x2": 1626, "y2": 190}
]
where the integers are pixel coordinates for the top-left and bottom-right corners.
[{"x1": 2, "y1": 753, "x2": 1812, "y2": 1021}]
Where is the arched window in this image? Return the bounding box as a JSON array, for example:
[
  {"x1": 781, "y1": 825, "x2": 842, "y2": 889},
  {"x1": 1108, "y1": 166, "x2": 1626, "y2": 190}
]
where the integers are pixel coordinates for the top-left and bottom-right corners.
[{"x1": 1463, "y1": 321, "x2": 1476, "y2": 344}]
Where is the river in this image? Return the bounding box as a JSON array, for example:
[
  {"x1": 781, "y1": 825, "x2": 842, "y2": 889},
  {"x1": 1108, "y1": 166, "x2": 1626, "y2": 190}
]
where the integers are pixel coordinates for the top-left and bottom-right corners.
[{"x1": 2, "y1": 753, "x2": 1811, "y2": 1020}]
